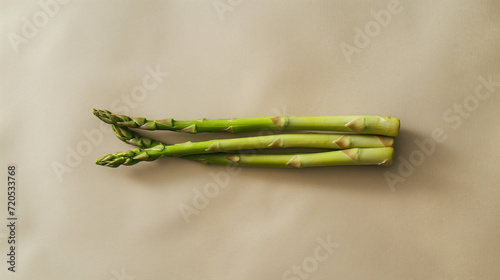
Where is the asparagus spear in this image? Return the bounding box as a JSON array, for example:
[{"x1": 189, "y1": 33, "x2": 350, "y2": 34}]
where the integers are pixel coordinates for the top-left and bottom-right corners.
[
  {"x1": 176, "y1": 148, "x2": 394, "y2": 167},
  {"x1": 97, "y1": 146, "x2": 393, "y2": 168},
  {"x1": 97, "y1": 125, "x2": 394, "y2": 167},
  {"x1": 110, "y1": 124, "x2": 393, "y2": 150},
  {"x1": 93, "y1": 109, "x2": 400, "y2": 137}
]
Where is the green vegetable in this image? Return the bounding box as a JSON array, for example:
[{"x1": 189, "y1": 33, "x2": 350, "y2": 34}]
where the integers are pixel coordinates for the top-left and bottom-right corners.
[
  {"x1": 179, "y1": 148, "x2": 394, "y2": 168},
  {"x1": 94, "y1": 109, "x2": 400, "y2": 137},
  {"x1": 111, "y1": 124, "x2": 393, "y2": 150},
  {"x1": 97, "y1": 124, "x2": 394, "y2": 167}
]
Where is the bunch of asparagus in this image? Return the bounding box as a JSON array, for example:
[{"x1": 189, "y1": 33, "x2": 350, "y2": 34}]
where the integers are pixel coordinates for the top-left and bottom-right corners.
[{"x1": 93, "y1": 109, "x2": 400, "y2": 168}]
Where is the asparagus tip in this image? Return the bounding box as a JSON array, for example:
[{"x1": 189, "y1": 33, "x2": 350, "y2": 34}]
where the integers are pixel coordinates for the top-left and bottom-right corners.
[
  {"x1": 92, "y1": 109, "x2": 115, "y2": 124},
  {"x1": 95, "y1": 153, "x2": 129, "y2": 168}
]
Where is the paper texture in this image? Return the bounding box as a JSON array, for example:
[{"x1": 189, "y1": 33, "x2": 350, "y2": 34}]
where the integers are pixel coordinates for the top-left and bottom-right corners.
[{"x1": 1, "y1": 1, "x2": 499, "y2": 279}]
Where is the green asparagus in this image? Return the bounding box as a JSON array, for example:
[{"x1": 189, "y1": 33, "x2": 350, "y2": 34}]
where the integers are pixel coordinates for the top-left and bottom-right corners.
[
  {"x1": 111, "y1": 124, "x2": 393, "y2": 150},
  {"x1": 94, "y1": 109, "x2": 400, "y2": 137},
  {"x1": 98, "y1": 125, "x2": 394, "y2": 167},
  {"x1": 97, "y1": 146, "x2": 393, "y2": 168},
  {"x1": 181, "y1": 148, "x2": 394, "y2": 167}
]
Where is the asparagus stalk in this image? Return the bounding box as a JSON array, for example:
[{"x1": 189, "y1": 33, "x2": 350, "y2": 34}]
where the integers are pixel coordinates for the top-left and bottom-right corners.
[
  {"x1": 181, "y1": 148, "x2": 394, "y2": 167},
  {"x1": 93, "y1": 109, "x2": 400, "y2": 137},
  {"x1": 98, "y1": 125, "x2": 394, "y2": 167},
  {"x1": 98, "y1": 147, "x2": 393, "y2": 168},
  {"x1": 111, "y1": 124, "x2": 393, "y2": 150}
]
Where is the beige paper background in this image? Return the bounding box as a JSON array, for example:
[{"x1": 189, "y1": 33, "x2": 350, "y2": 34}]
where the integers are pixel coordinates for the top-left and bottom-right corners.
[{"x1": 1, "y1": 0, "x2": 500, "y2": 279}]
